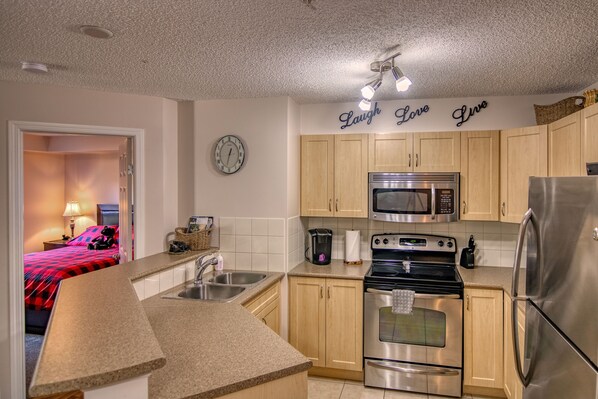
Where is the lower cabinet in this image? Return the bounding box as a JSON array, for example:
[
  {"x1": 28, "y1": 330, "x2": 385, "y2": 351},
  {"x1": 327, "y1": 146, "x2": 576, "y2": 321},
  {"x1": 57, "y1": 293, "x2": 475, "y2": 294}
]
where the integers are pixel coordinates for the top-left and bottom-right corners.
[
  {"x1": 289, "y1": 276, "x2": 363, "y2": 372},
  {"x1": 244, "y1": 281, "x2": 281, "y2": 335},
  {"x1": 504, "y1": 293, "x2": 525, "y2": 399},
  {"x1": 464, "y1": 288, "x2": 504, "y2": 389}
]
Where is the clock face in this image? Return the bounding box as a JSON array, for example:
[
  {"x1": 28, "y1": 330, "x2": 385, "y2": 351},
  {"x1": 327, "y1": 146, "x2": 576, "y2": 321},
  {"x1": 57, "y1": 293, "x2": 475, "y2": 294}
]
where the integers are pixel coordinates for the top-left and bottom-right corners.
[{"x1": 214, "y1": 135, "x2": 245, "y2": 174}]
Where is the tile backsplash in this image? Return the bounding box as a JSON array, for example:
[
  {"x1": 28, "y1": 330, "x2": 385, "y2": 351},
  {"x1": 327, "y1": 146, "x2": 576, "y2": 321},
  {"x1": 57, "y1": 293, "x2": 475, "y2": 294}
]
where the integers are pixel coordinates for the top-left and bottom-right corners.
[{"x1": 304, "y1": 217, "x2": 522, "y2": 268}]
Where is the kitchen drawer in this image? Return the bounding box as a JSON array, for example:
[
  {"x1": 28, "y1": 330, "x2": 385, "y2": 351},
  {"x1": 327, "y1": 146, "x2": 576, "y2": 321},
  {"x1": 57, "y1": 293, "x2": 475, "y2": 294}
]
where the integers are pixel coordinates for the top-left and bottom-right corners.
[{"x1": 244, "y1": 281, "x2": 280, "y2": 315}]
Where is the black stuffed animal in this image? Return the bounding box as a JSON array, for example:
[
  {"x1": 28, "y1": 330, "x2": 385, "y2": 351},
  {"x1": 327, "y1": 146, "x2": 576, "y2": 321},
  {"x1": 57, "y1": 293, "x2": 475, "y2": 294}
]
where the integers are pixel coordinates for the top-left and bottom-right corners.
[{"x1": 87, "y1": 226, "x2": 116, "y2": 250}]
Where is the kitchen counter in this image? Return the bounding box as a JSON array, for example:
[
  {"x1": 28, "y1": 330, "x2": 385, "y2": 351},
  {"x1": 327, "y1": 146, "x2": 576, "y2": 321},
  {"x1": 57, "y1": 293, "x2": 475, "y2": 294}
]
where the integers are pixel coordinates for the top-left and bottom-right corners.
[
  {"x1": 29, "y1": 249, "x2": 310, "y2": 398},
  {"x1": 143, "y1": 273, "x2": 310, "y2": 399},
  {"x1": 288, "y1": 259, "x2": 371, "y2": 279},
  {"x1": 458, "y1": 265, "x2": 525, "y2": 297}
]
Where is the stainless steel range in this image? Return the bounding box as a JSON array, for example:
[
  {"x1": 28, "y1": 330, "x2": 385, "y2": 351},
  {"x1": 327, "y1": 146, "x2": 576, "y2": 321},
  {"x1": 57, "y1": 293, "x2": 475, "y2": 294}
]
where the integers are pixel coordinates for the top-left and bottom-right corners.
[{"x1": 364, "y1": 233, "x2": 464, "y2": 398}]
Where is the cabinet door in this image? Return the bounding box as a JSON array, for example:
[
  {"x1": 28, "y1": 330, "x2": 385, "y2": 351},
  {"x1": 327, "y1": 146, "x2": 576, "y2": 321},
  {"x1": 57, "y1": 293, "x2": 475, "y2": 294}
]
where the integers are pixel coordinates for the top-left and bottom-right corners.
[
  {"x1": 256, "y1": 298, "x2": 280, "y2": 336},
  {"x1": 460, "y1": 131, "x2": 500, "y2": 221},
  {"x1": 464, "y1": 288, "x2": 504, "y2": 389},
  {"x1": 581, "y1": 102, "x2": 598, "y2": 169},
  {"x1": 500, "y1": 126, "x2": 548, "y2": 223},
  {"x1": 289, "y1": 277, "x2": 326, "y2": 367},
  {"x1": 504, "y1": 294, "x2": 517, "y2": 399},
  {"x1": 301, "y1": 135, "x2": 334, "y2": 217},
  {"x1": 368, "y1": 133, "x2": 413, "y2": 172},
  {"x1": 335, "y1": 134, "x2": 368, "y2": 217},
  {"x1": 325, "y1": 278, "x2": 363, "y2": 371},
  {"x1": 413, "y1": 132, "x2": 461, "y2": 172},
  {"x1": 548, "y1": 112, "x2": 582, "y2": 176}
]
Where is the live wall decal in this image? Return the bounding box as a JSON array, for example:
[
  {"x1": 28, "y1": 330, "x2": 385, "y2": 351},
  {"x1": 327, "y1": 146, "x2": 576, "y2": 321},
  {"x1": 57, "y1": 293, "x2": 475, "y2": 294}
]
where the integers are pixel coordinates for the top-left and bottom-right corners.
[
  {"x1": 452, "y1": 100, "x2": 488, "y2": 127},
  {"x1": 339, "y1": 102, "x2": 382, "y2": 129},
  {"x1": 395, "y1": 104, "x2": 430, "y2": 125}
]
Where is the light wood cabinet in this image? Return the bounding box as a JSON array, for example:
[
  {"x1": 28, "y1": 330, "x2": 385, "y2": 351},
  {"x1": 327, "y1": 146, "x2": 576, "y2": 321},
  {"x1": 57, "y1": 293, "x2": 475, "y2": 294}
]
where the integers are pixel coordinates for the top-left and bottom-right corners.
[
  {"x1": 581, "y1": 102, "x2": 598, "y2": 169},
  {"x1": 368, "y1": 132, "x2": 460, "y2": 172},
  {"x1": 244, "y1": 282, "x2": 281, "y2": 335},
  {"x1": 548, "y1": 112, "x2": 582, "y2": 176},
  {"x1": 500, "y1": 126, "x2": 548, "y2": 223},
  {"x1": 301, "y1": 134, "x2": 368, "y2": 217},
  {"x1": 464, "y1": 288, "x2": 504, "y2": 389},
  {"x1": 503, "y1": 293, "x2": 525, "y2": 399},
  {"x1": 289, "y1": 276, "x2": 363, "y2": 372},
  {"x1": 460, "y1": 131, "x2": 500, "y2": 221}
]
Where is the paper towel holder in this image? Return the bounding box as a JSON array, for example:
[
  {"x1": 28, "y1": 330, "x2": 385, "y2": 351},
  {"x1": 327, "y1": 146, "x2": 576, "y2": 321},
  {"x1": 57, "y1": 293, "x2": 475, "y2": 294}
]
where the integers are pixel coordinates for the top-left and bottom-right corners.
[{"x1": 344, "y1": 229, "x2": 363, "y2": 265}]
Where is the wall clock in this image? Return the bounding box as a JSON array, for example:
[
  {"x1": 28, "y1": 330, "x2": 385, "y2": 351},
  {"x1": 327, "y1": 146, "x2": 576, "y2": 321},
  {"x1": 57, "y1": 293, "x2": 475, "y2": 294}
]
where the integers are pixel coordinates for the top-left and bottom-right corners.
[{"x1": 214, "y1": 135, "x2": 246, "y2": 174}]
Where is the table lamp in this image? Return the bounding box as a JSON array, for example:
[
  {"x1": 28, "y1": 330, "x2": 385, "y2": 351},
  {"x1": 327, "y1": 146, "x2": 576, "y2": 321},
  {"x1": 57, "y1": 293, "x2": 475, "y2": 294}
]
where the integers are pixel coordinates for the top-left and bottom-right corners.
[{"x1": 63, "y1": 201, "x2": 82, "y2": 238}]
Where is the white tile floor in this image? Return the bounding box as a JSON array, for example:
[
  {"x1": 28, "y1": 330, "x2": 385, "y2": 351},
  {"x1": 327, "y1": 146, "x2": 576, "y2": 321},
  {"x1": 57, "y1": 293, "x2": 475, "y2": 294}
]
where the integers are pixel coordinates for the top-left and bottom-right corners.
[{"x1": 308, "y1": 376, "x2": 486, "y2": 399}]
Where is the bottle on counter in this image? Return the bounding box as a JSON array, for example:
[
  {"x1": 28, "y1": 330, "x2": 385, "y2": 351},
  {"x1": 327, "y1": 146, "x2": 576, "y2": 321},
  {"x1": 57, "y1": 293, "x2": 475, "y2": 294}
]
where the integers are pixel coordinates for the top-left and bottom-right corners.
[{"x1": 215, "y1": 253, "x2": 224, "y2": 271}]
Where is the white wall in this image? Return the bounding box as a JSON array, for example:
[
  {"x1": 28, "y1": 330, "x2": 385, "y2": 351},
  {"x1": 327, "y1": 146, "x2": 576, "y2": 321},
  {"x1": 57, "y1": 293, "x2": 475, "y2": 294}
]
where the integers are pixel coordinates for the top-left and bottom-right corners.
[
  {"x1": 286, "y1": 98, "x2": 301, "y2": 218},
  {"x1": 300, "y1": 93, "x2": 574, "y2": 134},
  {"x1": 177, "y1": 101, "x2": 195, "y2": 227}
]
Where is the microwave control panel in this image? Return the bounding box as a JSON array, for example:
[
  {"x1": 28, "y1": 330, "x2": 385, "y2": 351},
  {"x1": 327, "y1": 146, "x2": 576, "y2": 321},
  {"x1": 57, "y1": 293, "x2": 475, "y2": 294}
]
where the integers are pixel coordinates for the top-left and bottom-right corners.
[{"x1": 437, "y1": 189, "x2": 455, "y2": 214}]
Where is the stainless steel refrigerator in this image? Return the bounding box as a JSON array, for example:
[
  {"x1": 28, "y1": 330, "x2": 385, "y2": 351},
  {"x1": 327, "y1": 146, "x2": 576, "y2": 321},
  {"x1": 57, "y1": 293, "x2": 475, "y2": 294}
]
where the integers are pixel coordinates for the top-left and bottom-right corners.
[{"x1": 511, "y1": 176, "x2": 598, "y2": 399}]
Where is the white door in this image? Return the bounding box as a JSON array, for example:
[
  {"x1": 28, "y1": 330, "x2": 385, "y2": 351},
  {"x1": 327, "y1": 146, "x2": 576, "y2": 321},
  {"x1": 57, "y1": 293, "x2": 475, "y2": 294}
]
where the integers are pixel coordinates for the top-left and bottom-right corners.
[{"x1": 118, "y1": 138, "x2": 134, "y2": 262}]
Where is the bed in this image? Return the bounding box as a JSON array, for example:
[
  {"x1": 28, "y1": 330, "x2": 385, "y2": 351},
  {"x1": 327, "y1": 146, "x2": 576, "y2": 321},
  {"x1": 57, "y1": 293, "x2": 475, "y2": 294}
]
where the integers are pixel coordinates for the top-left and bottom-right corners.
[{"x1": 25, "y1": 204, "x2": 121, "y2": 334}]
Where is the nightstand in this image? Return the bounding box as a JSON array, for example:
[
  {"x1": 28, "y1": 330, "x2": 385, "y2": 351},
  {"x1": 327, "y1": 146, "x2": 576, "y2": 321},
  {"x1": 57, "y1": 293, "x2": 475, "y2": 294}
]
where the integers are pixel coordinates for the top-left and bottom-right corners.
[{"x1": 43, "y1": 239, "x2": 68, "y2": 251}]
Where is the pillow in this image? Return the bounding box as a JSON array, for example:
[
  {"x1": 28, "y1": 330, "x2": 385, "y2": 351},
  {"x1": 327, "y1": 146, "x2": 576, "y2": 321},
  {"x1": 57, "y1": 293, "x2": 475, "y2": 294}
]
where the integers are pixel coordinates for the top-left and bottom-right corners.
[{"x1": 67, "y1": 225, "x2": 117, "y2": 246}]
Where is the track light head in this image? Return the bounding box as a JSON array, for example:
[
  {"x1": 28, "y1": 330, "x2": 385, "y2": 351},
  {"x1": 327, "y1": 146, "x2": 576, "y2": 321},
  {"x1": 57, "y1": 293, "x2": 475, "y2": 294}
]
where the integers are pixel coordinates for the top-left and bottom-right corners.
[
  {"x1": 392, "y1": 66, "x2": 412, "y2": 92},
  {"x1": 358, "y1": 99, "x2": 372, "y2": 111},
  {"x1": 360, "y1": 78, "x2": 382, "y2": 100}
]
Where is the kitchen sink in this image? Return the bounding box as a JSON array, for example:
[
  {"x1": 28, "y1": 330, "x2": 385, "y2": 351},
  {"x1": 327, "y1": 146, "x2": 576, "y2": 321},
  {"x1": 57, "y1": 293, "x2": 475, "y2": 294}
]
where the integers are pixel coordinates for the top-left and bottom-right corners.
[
  {"x1": 163, "y1": 284, "x2": 246, "y2": 302},
  {"x1": 209, "y1": 272, "x2": 267, "y2": 285}
]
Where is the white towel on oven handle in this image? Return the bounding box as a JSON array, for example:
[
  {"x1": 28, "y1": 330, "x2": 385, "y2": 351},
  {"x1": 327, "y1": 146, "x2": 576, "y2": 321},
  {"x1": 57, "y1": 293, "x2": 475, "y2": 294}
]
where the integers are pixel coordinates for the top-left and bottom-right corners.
[{"x1": 392, "y1": 289, "x2": 415, "y2": 314}]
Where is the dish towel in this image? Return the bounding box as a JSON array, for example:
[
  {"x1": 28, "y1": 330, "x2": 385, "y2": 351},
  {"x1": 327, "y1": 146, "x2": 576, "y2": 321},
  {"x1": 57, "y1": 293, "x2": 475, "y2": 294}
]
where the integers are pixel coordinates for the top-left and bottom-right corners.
[{"x1": 392, "y1": 289, "x2": 415, "y2": 314}]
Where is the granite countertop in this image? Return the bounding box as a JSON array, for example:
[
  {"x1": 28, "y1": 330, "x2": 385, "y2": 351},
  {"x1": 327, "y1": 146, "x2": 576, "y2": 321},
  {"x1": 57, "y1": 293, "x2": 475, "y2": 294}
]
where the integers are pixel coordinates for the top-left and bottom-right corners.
[
  {"x1": 143, "y1": 274, "x2": 310, "y2": 399},
  {"x1": 458, "y1": 265, "x2": 526, "y2": 297},
  {"x1": 29, "y1": 249, "x2": 310, "y2": 398},
  {"x1": 288, "y1": 259, "x2": 371, "y2": 279}
]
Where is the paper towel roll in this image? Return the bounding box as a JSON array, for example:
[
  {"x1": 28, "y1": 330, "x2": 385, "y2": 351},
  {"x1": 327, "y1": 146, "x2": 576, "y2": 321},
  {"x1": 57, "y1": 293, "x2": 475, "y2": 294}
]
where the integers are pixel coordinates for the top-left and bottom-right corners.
[{"x1": 345, "y1": 230, "x2": 361, "y2": 262}]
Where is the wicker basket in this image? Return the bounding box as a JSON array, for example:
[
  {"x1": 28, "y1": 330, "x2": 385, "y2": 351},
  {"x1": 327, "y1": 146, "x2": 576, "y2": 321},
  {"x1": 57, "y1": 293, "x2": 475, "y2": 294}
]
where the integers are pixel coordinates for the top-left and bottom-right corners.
[
  {"x1": 534, "y1": 96, "x2": 585, "y2": 125},
  {"x1": 174, "y1": 227, "x2": 211, "y2": 251},
  {"x1": 583, "y1": 89, "x2": 598, "y2": 107}
]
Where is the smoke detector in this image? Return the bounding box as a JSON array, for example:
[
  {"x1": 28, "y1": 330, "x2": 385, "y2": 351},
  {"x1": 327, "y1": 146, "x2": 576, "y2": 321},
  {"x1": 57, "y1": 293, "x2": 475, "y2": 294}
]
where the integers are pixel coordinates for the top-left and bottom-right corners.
[
  {"x1": 79, "y1": 25, "x2": 114, "y2": 39},
  {"x1": 21, "y1": 62, "x2": 48, "y2": 73}
]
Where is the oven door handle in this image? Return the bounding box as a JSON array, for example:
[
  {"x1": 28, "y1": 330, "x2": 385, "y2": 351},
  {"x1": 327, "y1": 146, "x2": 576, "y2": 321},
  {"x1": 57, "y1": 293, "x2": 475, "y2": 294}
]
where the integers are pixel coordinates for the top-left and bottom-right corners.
[
  {"x1": 366, "y1": 288, "x2": 460, "y2": 299},
  {"x1": 367, "y1": 360, "x2": 459, "y2": 376}
]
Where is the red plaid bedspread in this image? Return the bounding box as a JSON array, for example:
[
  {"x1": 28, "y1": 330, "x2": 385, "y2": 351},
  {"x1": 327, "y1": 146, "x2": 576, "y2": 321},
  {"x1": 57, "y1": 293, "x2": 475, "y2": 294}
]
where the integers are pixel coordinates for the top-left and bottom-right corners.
[{"x1": 24, "y1": 246, "x2": 120, "y2": 311}]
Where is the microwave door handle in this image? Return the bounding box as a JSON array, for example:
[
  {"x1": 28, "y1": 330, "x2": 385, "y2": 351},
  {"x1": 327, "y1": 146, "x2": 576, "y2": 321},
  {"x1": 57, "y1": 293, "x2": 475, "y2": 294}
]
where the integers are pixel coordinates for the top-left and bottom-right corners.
[
  {"x1": 366, "y1": 288, "x2": 460, "y2": 299},
  {"x1": 367, "y1": 360, "x2": 460, "y2": 376},
  {"x1": 431, "y1": 184, "x2": 436, "y2": 220}
]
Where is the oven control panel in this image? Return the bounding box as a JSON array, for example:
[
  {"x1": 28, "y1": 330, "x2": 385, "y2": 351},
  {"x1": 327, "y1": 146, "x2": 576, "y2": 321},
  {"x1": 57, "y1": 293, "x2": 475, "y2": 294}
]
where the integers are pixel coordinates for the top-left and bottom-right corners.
[{"x1": 371, "y1": 233, "x2": 457, "y2": 252}]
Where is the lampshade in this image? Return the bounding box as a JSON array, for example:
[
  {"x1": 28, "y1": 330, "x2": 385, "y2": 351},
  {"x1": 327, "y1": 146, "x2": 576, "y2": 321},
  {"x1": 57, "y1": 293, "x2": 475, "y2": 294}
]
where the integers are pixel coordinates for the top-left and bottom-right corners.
[
  {"x1": 392, "y1": 66, "x2": 412, "y2": 92},
  {"x1": 360, "y1": 78, "x2": 382, "y2": 100},
  {"x1": 358, "y1": 99, "x2": 372, "y2": 111},
  {"x1": 63, "y1": 201, "x2": 82, "y2": 217}
]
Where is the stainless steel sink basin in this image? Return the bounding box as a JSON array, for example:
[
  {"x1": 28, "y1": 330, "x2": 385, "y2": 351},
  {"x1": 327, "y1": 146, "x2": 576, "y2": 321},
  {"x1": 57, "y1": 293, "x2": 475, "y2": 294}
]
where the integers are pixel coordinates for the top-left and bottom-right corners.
[
  {"x1": 209, "y1": 272, "x2": 267, "y2": 285},
  {"x1": 164, "y1": 284, "x2": 246, "y2": 302}
]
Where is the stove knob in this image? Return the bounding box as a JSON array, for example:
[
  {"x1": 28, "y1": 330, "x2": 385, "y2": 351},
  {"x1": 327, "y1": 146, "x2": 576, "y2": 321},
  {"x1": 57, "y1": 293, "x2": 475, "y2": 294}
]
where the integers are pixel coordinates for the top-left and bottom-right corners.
[
  {"x1": 437, "y1": 240, "x2": 444, "y2": 247},
  {"x1": 374, "y1": 239, "x2": 380, "y2": 245},
  {"x1": 446, "y1": 241, "x2": 454, "y2": 248},
  {"x1": 383, "y1": 238, "x2": 389, "y2": 245}
]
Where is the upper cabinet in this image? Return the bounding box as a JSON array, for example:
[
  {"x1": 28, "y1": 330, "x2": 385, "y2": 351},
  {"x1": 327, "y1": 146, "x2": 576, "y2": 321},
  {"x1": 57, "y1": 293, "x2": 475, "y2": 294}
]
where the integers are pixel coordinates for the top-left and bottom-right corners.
[
  {"x1": 500, "y1": 126, "x2": 548, "y2": 223},
  {"x1": 548, "y1": 112, "x2": 582, "y2": 176},
  {"x1": 460, "y1": 131, "x2": 500, "y2": 221},
  {"x1": 301, "y1": 134, "x2": 368, "y2": 218},
  {"x1": 369, "y1": 132, "x2": 460, "y2": 172},
  {"x1": 581, "y1": 102, "x2": 598, "y2": 168}
]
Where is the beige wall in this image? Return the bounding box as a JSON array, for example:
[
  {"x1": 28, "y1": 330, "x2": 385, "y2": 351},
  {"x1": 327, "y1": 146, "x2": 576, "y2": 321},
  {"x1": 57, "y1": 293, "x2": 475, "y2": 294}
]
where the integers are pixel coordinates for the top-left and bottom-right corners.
[
  {"x1": 286, "y1": 98, "x2": 300, "y2": 218},
  {"x1": 23, "y1": 152, "x2": 66, "y2": 253},
  {"x1": 177, "y1": 101, "x2": 195, "y2": 226},
  {"x1": 64, "y1": 152, "x2": 120, "y2": 232},
  {"x1": 0, "y1": 80, "x2": 181, "y2": 397}
]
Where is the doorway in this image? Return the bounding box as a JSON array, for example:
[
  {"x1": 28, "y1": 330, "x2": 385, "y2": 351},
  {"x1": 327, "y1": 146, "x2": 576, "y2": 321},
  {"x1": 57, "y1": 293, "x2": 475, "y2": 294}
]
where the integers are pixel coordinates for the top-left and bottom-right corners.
[{"x1": 8, "y1": 121, "x2": 146, "y2": 399}]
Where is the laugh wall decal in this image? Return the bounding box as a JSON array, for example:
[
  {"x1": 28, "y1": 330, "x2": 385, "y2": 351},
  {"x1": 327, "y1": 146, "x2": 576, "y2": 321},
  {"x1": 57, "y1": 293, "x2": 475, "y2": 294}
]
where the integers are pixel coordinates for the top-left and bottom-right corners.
[{"x1": 339, "y1": 102, "x2": 382, "y2": 129}]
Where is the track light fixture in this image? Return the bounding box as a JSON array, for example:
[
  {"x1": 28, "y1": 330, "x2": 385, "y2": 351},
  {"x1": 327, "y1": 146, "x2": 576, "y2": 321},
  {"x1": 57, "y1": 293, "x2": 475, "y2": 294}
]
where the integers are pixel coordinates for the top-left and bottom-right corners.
[{"x1": 358, "y1": 51, "x2": 412, "y2": 108}]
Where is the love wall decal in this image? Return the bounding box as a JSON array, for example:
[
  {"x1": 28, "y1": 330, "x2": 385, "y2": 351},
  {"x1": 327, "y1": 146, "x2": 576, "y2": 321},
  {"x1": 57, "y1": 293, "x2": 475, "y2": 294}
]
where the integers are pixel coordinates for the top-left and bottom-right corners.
[
  {"x1": 339, "y1": 102, "x2": 382, "y2": 129},
  {"x1": 452, "y1": 100, "x2": 488, "y2": 127},
  {"x1": 395, "y1": 104, "x2": 430, "y2": 125}
]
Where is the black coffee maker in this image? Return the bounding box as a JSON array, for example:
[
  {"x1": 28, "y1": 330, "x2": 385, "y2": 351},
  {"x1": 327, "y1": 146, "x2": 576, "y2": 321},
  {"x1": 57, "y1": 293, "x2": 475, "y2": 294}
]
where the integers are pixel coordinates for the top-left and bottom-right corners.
[{"x1": 307, "y1": 228, "x2": 333, "y2": 265}]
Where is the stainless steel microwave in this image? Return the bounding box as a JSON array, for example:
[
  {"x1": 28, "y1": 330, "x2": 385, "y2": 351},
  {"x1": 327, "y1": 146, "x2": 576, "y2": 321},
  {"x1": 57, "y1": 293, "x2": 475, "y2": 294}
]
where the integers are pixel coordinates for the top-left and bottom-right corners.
[{"x1": 369, "y1": 172, "x2": 460, "y2": 223}]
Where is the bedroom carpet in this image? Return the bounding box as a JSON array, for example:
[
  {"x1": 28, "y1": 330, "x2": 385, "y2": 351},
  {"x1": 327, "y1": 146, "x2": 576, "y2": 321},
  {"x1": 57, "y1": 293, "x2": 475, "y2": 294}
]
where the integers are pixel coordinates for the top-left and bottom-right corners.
[{"x1": 25, "y1": 333, "x2": 83, "y2": 399}]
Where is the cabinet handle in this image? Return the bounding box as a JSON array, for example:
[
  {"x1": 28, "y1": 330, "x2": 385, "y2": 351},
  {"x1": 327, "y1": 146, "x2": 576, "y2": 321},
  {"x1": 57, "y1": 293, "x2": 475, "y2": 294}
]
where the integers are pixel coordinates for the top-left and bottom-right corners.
[
  {"x1": 501, "y1": 202, "x2": 506, "y2": 216},
  {"x1": 327, "y1": 287, "x2": 331, "y2": 299},
  {"x1": 408, "y1": 154, "x2": 412, "y2": 167},
  {"x1": 328, "y1": 199, "x2": 332, "y2": 212},
  {"x1": 415, "y1": 153, "x2": 419, "y2": 167},
  {"x1": 335, "y1": 199, "x2": 339, "y2": 212},
  {"x1": 463, "y1": 201, "x2": 467, "y2": 214},
  {"x1": 320, "y1": 286, "x2": 323, "y2": 298},
  {"x1": 466, "y1": 294, "x2": 470, "y2": 311}
]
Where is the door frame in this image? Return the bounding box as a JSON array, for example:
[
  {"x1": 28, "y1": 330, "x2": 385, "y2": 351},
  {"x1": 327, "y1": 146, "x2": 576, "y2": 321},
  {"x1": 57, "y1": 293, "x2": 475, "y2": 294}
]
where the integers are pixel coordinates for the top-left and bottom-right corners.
[{"x1": 8, "y1": 120, "x2": 146, "y2": 398}]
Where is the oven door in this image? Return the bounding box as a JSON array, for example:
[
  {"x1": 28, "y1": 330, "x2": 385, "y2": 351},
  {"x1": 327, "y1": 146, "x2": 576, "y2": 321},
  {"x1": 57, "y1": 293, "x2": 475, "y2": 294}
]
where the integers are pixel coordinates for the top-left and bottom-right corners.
[{"x1": 364, "y1": 289, "x2": 462, "y2": 367}]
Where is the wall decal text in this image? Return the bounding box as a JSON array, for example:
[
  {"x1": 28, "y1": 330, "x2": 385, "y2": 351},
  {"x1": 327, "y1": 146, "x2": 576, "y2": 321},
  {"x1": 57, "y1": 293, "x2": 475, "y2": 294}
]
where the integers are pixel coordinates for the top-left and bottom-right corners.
[
  {"x1": 452, "y1": 100, "x2": 488, "y2": 127},
  {"x1": 394, "y1": 104, "x2": 430, "y2": 125},
  {"x1": 339, "y1": 102, "x2": 381, "y2": 129}
]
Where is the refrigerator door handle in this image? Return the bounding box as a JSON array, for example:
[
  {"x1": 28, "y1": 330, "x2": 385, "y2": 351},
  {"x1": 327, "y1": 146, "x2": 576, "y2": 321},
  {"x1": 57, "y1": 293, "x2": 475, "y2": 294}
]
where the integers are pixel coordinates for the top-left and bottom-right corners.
[{"x1": 511, "y1": 208, "x2": 540, "y2": 387}]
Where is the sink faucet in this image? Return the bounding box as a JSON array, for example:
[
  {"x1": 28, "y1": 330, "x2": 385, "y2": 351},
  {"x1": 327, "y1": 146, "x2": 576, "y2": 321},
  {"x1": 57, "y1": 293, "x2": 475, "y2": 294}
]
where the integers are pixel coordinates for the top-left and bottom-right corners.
[{"x1": 194, "y1": 254, "x2": 218, "y2": 285}]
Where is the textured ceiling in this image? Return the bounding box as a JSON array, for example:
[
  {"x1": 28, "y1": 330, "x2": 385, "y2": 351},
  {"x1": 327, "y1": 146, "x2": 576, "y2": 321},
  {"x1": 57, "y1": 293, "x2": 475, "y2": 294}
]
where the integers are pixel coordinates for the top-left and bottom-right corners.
[{"x1": 1, "y1": 0, "x2": 597, "y2": 103}]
